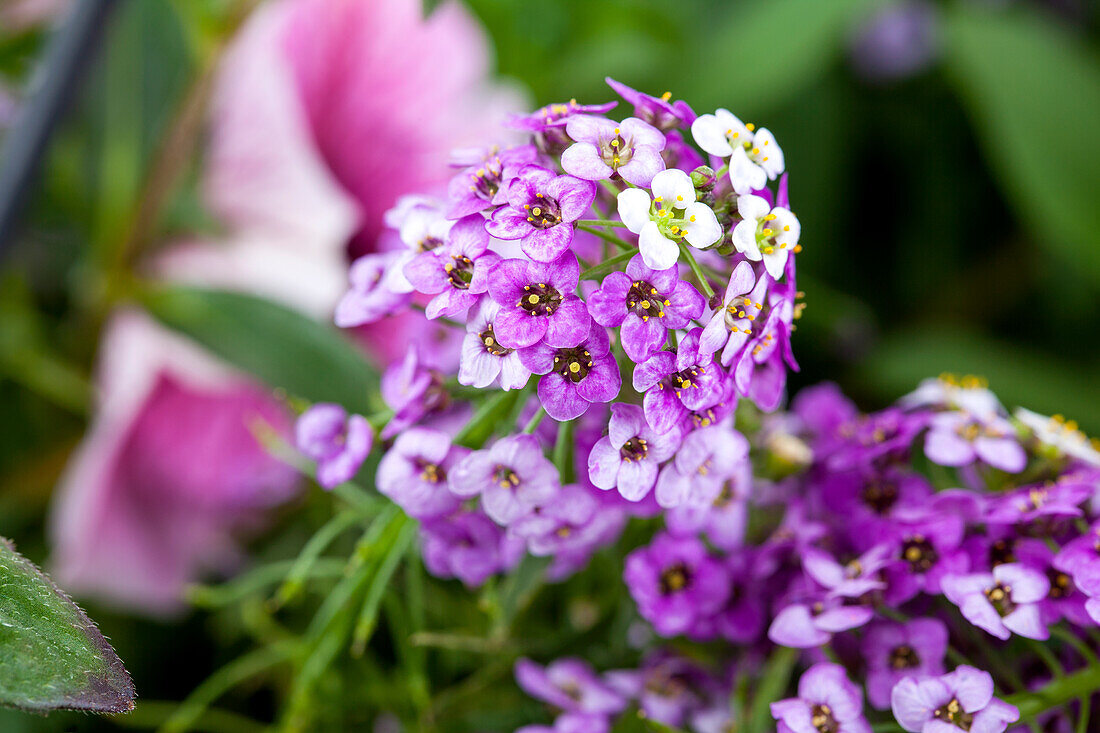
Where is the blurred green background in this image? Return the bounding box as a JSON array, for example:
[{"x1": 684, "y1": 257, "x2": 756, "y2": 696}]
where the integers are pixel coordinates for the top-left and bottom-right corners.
[{"x1": 1, "y1": 0, "x2": 1098, "y2": 729}]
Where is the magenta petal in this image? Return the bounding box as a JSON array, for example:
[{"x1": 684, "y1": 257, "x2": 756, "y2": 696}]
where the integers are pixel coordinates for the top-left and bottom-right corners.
[
  {"x1": 521, "y1": 224, "x2": 574, "y2": 263},
  {"x1": 403, "y1": 251, "x2": 448, "y2": 293},
  {"x1": 495, "y1": 307, "x2": 548, "y2": 349},
  {"x1": 538, "y1": 374, "x2": 589, "y2": 421},
  {"x1": 561, "y1": 143, "x2": 613, "y2": 181},
  {"x1": 620, "y1": 315, "x2": 667, "y2": 362},
  {"x1": 545, "y1": 299, "x2": 592, "y2": 348},
  {"x1": 487, "y1": 209, "x2": 535, "y2": 240},
  {"x1": 768, "y1": 604, "x2": 831, "y2": 648}
]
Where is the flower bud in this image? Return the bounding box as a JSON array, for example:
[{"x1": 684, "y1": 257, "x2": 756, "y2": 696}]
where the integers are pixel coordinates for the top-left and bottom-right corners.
[{"x1": 690, "y1": 165, "x2": 717, "y2": 192}]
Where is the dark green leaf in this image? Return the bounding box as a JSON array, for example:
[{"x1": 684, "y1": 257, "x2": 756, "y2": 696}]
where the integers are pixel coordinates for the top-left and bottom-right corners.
[
  {"x1": 943, "y1": 5, "x2": 1100, "y2": 278},
  {"x1": 142, "y1": 285, "x2": 381, "y2": 414},
  {"x1": 0, "y1": 538, "x2": 135, "y2": 713},
  {"x1": 685, "y1": 0, "x2": 885, "y2": 113}
]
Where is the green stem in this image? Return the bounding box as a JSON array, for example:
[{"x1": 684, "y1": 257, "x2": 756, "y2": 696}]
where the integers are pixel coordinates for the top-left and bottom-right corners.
[
  {"x1": 1027, "y1": 639, "x2": 1065, "y2": 678},
  {"x1": 1051, "y1": 625, "x2": 1100, "y2": 667},
  {"x1": 1077, "y1": 693, "x2": 1090, "y2": 733},
  {"x1": 273, "y1": 510, "x2": 365, "y2": 608},
  {"x1": 576, "y1": 222, "x2": 634, "y2": 251},
  {"x1": 522, "y1": 407, "x2": 546, "y2": 434},
  {"x1": 1007, "y1": 662, "x2": 1100, "y2": 720},
  {"x1": 678, "y1": 242, "x2": 716, "y2": 299},
  {"x1": 580, "y1": 250, "x2": 636, "y2": 281},
  {"x1": 554, "y1": 420, "x2": 576, "y2": 483},
  {"x1": 577, "y1": 218, "x2": 629, "y2": 228}
]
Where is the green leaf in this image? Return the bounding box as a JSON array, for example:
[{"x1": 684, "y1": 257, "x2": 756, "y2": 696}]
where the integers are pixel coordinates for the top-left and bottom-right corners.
[
  {"x1": 684, "y1": 0, "x2": 885, "y2": 113},
  {"x1": 0, "y1": 538, "x2": 135, "y2": 713},
  {"x1": 141, "y1": 285, "x2": 381, "y2": 414},
  {"x1": 943, "y1": 5, "x2": 1100, "y2": 278}
]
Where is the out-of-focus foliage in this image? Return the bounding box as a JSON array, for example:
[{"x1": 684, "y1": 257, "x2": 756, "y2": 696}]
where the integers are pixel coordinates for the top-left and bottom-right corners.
[{"x1": 0, "y1": 0, "x2": 1099, "y2": 730}]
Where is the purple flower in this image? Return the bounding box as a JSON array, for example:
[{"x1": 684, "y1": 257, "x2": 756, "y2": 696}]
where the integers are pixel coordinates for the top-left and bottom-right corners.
[
  {"x1": 768, "y1": 595, "x2": 874, "y2": 649},
  {"x1": 446, "y1": 144, "x2": 542, "y2": 219},
  {"x1": 825, "y1": 407, "x2": 929, "y2": 471},
  {"x1": 623, "y1": 532, "x2": 729, "y2": 637},
  {"x1": 458, "y1": 299, "x2": 531, "y2": 390},
  {"x1": 862, "y1": 619, "x2": 948, "y2": 710},
  {"x1": 520, "y1": 325, "x2": 621, "y2": 421},
  {"x1": 1054, "y1": 519, "x2": 1100, "y2": 589},
  {"x1": 295, "y1": 403, "x2": 372, "y2": 489},
  {"x1": 850, "y1": 1, "x2": 940, "y2": 82},
  {"x1": 514, "y1": 657, "x2": 627, "y2": 715},
  {"x1": 588, "y1": 403, "x2": 681, "y2": 501},
  {"x1": 943, "y1": 563, "x2": 1051, "y2": 640},
  {"x1": 880, "y1": 513, "x2": 969, "y2": 604},
  {"x1": 700, "y1": 261, "x2": 767, "y2": 365},
  {"x1": 604, "y1": 653, "x2": 717, "y2": 728},
  {"x1": 665, "y1": 461, "x2": 751, "y2": 551},
  {"x1": 891, "y1": 666, "x2": 1019, "y2": 733},
  {"x1": 801, "y1": 544, "x2": 892, "y2": 599},
  {"x1": 510, "y1": 483, "x2": 626, "y2": 558},
  {"x1": 711, "y1": 553, "x2": 767, "y2": 644},
  {"x1": 377, "y1": 427, "x2": 467, "y2": 519},
  {"x1": 633, "y1": 330, "x2": 724, "y2": 433},
  {"x1": 924, "y1": 411, "x2": 1026, "y2": 473},
  {"x1": 334, "y1": 252, "x2": 412, "y2": 327},
  {"x1": 380, "y1": 347, "x2": 449, "y2": 439},
  {"x1": 605, "y1": 77, "x2": 695, "y2": 130},
  {"x1": 448, "y1": 434, "x2": 559, "y2": 525},
  {"x1": 420, "y1": 508, "x2": 523, "y2": 587},
  {"x1": 487, "y1": 252, "x2": 590, "y2": 350},
  {"x1": 984, "y1": 476, "x2": 1092, "y2": 525},
  {"x1": 509, "y1": 98, "x2": 618, "y2": 151},
  {"x1": 561, "y1": 115, "x2": 665, "y2": 186},
  {"x1": 486, "y1": 165, "x2": 597, "y2": 262},
  {"x1": 402, "y1": 214, "x2": 499, "y2": 319},
  {"x1": 654, "y1": 424, "x2": 749, "y2": 508},
  {"x1": 587, "y1": 254, "x2": 705, "y2": 362},
  {"x1": 771, "y1": 663, "x2": 871, "y2": 733}
]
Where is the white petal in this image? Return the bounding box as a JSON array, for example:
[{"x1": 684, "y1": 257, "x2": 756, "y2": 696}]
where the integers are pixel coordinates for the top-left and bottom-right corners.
[
  {"x1": 690, "y1": 113, "x2": 733, "y2": 157},
  {"x1": 763, "y1": 249, "x2": 789, "y2": 280},
  {"x1": 736, "y1": 194, "x2": 770, "y2": 222},
  {"x1": 638, "y1": 221, "x2": 679, "y2": 270},
  {"x1": 751, "y1": 127, "x2": 784, "y2": 179},
  {"x1": 732, "y1": 220, "x2": 760, "y2": 258},
  {"x1": 382, "y1": 250, "x2": 416, "y2": 293},
  {"x1": 617, "y1": 188, "x2": 653, "y2": 234},
  {"x1": 728, "y1": 147, "x2": 767, "y2": 195},
  {"x1": 682, "y1": 202, "x2": 722, "y2": 249},
  {"x1": 715, "y1": 108, "x2": 752, "y2": 144},
  {"x1": 650, "y1": 169, "x2": 695, "y2": 209}
]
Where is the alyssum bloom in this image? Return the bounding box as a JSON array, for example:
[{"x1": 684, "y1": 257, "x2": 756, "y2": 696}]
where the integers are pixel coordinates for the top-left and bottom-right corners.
[
  {"x1": 732, "y1": 193, "x2": 801, "y2": 280},
  {"x1": 486, "y1": 164, "x2": 597, "y2": 262},
  {"x1": 891, "y1": 666, "x2": 1019, "y2": 733},
  {"x1": 691, "y1": 107, "x2": 785, "y2": 194},
  {"x1": 487, "y1": 252, "x2": 591, "y2": 349},
  {"x1": 617, "y1": 168, "x2": 721, "y2": 270},
  {"x1": 295, "y1": 403, "x2": 372, "y2": 489},
  {"x1": 560, "y1": 115, "x2": 666, "y2": 186}
]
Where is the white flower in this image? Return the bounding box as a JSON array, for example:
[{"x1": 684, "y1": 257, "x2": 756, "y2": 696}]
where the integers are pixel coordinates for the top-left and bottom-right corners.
[
  {"x1": 616, "y1": 169, "x2": 722, "y2": 270},
  {"x1": 731, "y1": 194, "x2": 800, "y2": 279},
  {"x1": 691, "y1": 109, "x2": 785, "y2": 194},
  {"x1": 900, "y1": 374, "x2": 1003, "y2": 418},
  {"x1": 1015, "y1": 408, "x2": 1100, "y2": 466}
]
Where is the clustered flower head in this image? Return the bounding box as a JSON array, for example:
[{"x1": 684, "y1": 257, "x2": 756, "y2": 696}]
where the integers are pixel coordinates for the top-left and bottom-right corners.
[{"x1": 290, "y1": 80, "x2": 1100, "y2": 733}]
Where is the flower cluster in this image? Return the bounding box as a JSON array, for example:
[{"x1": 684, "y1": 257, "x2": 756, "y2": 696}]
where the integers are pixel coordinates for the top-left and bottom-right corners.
[
  {"x1": 291, "y1": 80, "x2": 1100, "y2": 733},
  {"x1": 308, "y1": 79, "x2": 803, "y2": 584}
]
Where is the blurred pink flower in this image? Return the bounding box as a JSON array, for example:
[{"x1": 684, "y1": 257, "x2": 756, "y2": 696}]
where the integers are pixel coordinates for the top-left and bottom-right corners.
[
  {"x1": 49, "y1": 311, "x2": 298, "y2": 615},
  {"x1": 49, "y1": 0, "x2": 521, "y2": 614}
]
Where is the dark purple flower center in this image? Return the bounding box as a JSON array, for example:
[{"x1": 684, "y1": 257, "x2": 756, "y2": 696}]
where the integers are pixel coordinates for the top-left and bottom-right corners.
[
  {"x1": 713, "y1": 482, "x2": 736, "y2": 508},
  {"x1": 985, "y1": 582, "x2": 1016, "y2": 616},
  {"x1": 492, "y1": 464, "x2": 520, "y2": 489},
  {"x1": 467, "y1": 157, "x2": 505, "y2": 202},
  {"x1": 811, "y1": 704, "x2": 839, "y2": 733},
  {"x1": 522, "y1": 196, "x2": 562, "y2": 229},
  {"x1": 890, "y1": 644, "x2": 920, "y2": 670},
  {"x1": 627, "y1": 280, "x2": 669, "y2": 321},
  {"x1": 902, "y1": 536, "x2": 937, "y2": 573},
  {"x1": 620, "y1": 437, "x2": 649, "y2": 462},
  {"x1": 659, "y1": 562, "x2": 692, "y2": 595},
  {"x1": 518, "y1": 282, "x2": 563, "y2": 316},
  {"x1": 416, "y1": 460, "x2": 446, "y2": 484},
  {"x1": 933, "y1": 698, "x2": 974, "y2": 731},
  {"x1": 1048, "y1": 569, "x2": 1073, "y2": 599},
  {"x1": 479, "y1": 326, "x2": 512, "y2": 357},
  {"x1": 989, "y1": 538, "x2": 1017, "y2": 566},
  {"x1": 445, "y1": 255, "x2": 475, "y2": 290},
  {"x1": 861, "y1": 478, "x2": 899, "y2": 514},
  {"x1": 558, "y1": 680, "x2": 583, "y2": 702},
  {"x1": 554, "y1": 346, "x2": 593, "y2": 383}
]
